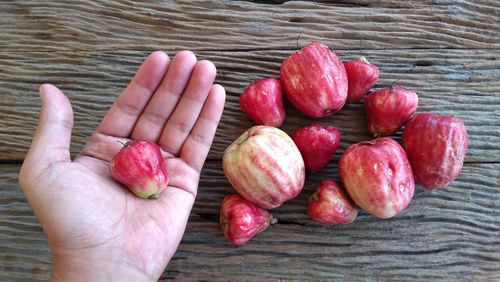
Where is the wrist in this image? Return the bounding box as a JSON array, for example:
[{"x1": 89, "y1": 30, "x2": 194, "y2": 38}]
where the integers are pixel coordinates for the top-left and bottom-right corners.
[{"x1": 49, "y1": 248, "x2": 156, "y2": 282}]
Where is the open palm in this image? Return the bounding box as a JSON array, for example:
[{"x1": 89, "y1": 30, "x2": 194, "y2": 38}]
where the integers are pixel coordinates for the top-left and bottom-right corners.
[{"x1": 19, "y1": 51, "x2": 225, "y2": 281}]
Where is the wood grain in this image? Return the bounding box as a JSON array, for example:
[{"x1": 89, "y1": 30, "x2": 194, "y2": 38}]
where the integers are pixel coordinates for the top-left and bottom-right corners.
[
  {"x1": 1, "y1": 0, "x2": 499, "y2": 280},
  {"x1": 1, "y1": 49, "x2": 499, "y2": 162},
  {"x1": 0, "y1": 0, "x2": 499, "y2": 53},
  {"x1": 1, "y1": 162, "x2": 498, "y2": 281}
]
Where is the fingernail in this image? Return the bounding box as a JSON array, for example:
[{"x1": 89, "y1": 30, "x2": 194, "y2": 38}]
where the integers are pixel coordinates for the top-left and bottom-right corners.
[
  {"x1": 39, "y1": 84, "x2": 47, "y2": 101},
  {"x1": 39, "y1": 83, "x2": 56, "y2": 100}
]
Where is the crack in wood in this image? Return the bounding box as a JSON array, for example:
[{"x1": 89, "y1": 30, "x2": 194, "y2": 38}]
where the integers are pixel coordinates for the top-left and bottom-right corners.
[
  {"x1": 414, "y1": 60, "x2": 434, "y2": 67},
  {"x1": 1, "y1": 47, "x2": 499, "y2": 55},
  {"x1": 195, "y1": 212, "x2": 307, "y2": 226},
  {"x1": 272, "y1": 219, "x2": 305, "y2": 226},
  {"x1": 196, "y1": 213, "x2": 219, "y2": 223}
]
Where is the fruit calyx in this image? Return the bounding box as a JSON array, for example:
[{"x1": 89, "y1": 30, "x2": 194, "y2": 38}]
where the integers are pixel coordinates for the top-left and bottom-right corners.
[
  {"x1": 270, "y1": 217, "x2": 278, "y2": 225},
  {"x1": 235, "y1": 130, "x2": 250, "y2": 145},
  {"x1": 148, "y1": 193, "x2": 160, "y2": 199}
]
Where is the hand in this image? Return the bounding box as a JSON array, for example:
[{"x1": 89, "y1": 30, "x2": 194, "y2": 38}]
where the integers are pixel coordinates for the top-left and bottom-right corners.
[{"x1": 19, "y1": 51, "x2": 226, "y2": 281}]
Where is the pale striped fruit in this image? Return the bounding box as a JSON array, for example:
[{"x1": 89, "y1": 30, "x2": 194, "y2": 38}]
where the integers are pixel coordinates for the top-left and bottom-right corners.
[{"x1": 223, "y1": 126, "x2": 305, "y2": 209}]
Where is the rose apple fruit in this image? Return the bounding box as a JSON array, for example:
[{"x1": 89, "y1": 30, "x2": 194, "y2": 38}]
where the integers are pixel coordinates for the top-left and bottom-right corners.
[
  {"x1": 339, "y1": 137, "x2": 415, "y2": 219},
  {"x1": 344, "y1": 56, "x2": 379, "y2": 102},
  {"x1": 293, "y1": 124, "x2": 341, "y2": 171},
  {"x1": 220, "y1": 194, "x2": 276, "y2": 246},
  {"x1": 110, "y1": 140, "x2": 169, "y2": 199},
  {"x1": 307, "y1": 180, "x2": 358, "y2": 224},
  {"x1": 402, "y1": 113, "x2": 468, "y2": 190},
  {"x1": 365, "y1": 85, "x2": 418, "y2": 137},
  {"x1": 239, "y1": 77, "x2": 286, "y2": 127},
  {"x1": 223, "y1": 126, "x2": 305, "y2": 209},
  {"x1": 280, "y1": 41, "x2": 348, "y2": 118}
]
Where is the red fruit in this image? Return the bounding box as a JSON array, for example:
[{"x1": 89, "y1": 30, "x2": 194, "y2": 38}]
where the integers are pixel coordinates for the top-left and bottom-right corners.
[
  {"x1": 365, "y1": 85, "x2": 418, "y2": 137},
  {"x1": 293, "y1": 124, "x2": 341, "y2": 171},
  {"x1": 239, "y1": 78, "x2": 286, "y2": 127},
  {"x1": 339, "y1": 137, "x2": 415, "y2": 219},
  {"x1": 110, "y1": 140, "x2": 169, "y2": 199},
  {"x1": 280, "y1": 41, "x2": 348, "y2": 118},
  {"x1": 307, "y1": 180, "x2": 358, "y2": 224},
  {"x1": 344, "y1": 56, "x2": 379, "y2": 102},
  {"x1": 220, "y1": 194, "x2": 276, "y2": 246},
  {"x1": 402, "y1": 113, "x2": 468, "y2": 190},
  {"x1": 223, "y1": 126, "x2": 305, "y2": 209}
]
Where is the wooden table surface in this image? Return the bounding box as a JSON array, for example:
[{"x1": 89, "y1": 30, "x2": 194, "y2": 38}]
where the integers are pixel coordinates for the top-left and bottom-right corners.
[{"x1": 1, "y1": 1, "x2": 499, "y2": 281}]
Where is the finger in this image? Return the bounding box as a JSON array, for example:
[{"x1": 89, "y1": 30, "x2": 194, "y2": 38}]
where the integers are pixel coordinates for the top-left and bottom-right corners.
[
  {"x1": 96, "y1": 51, "x2": 170, "y2": 138},
  {"x1": 159, "y1": 60, "x2": 217, "y2": 155},
  {"x1": 131, "y1": 51, "x2": 197, "y2": 142},
  {"x1": 24, "y1": 84, "x2": 74, "y2": 166},
  {"x1": 180, "y1": 84, "x2": 226, "y2": 172}
]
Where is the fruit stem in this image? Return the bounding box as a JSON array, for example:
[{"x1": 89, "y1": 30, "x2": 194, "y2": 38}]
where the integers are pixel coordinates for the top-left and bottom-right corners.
[
  {"x1": 357, "y1": 56, "x2": 369, "y2": 64},
  {"x1": 116, "y1": 140, "x2": 127, "y2": 147},
  {"x1": 296, "y1": 33, "x2": 302, "y2": 50},
  {"x1": 389, "y1": 81, "x2": 400, "y2": 93},
  {"x1": 310, "y1": 192, "x2": 319, "y2": 201}
]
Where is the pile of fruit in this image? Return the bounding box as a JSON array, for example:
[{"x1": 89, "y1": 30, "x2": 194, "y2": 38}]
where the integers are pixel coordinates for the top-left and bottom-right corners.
[
  {"x1": 220, "y1": 41, "x2": 468, "y2": 246},
  {"x1": 105, "y1": 41, "x2": 468, "y2": 247}
]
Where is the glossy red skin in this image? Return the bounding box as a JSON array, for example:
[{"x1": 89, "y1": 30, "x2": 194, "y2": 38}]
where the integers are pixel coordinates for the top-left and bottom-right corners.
[
  {"x1": 307, "y1": 180, "x2": 358, "y2": 224},
  {"x1": 344, "y1": 57, "x2": 379, "y2": 102},
  {"x1": 293, "y1": 124, "x2": 341, "y2": 171},
  {"x1": 402, "y1": 113, "x2": 468, "y2": 190},
  {"x1": 365, "y1": 85, "x2": 418, "y2": 137},
  {"x1": 110, "y1": 140, "x2": 169, "y2": 199},
  {"x1": 239, "y1": 78, "x2": 286, "y2": 127},
  {"x1": 280, "y1": 41, "x2": 348, "y2": 118},
  {"x1": 220, "y1": 194, "x2": 274, "y2": 246},
  {"x1": 339, "y1": 137, "x2": 415, "y2": 219}
]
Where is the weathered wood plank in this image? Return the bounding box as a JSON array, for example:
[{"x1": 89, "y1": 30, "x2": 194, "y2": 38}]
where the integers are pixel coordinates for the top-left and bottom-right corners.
[
  {"x1": 1, "y1": 162, "x2": 498, "y2": 280},
  {"x1": 1, "y1": 49, "x2": 498, "y2": 162},
  {"x1": 1, "y1": 1, "x2": 498, "y2": 281},
  {"x1": 1, "y1": 0, "x2": 499, "y2": 52}
]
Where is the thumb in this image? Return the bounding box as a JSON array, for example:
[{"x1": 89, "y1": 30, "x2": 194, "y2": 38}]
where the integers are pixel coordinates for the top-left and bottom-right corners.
[{"x1": 24, "y1": 84, "x2": 74, "y2": 166}]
